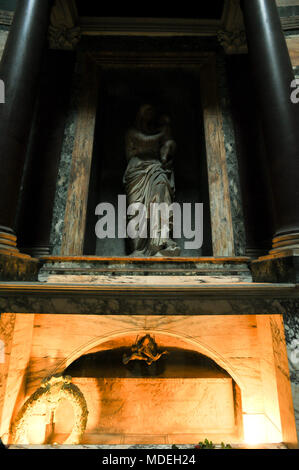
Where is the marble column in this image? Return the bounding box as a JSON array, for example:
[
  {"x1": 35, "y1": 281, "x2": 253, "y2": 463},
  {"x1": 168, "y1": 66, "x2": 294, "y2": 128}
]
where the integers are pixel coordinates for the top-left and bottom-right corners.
[
  {"x1": 0, "y1": 0, "x2": 51, "y2": 254},
  {"x1": 241, "y1": 0, "x2": 299, "y2": 256}
]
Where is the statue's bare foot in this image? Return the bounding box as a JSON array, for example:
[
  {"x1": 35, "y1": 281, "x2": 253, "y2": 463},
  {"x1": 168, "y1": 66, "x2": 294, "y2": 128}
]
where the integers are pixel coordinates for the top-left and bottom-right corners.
[{"x1": 155, "y1": 239, "x2": 181, "y2": 257}]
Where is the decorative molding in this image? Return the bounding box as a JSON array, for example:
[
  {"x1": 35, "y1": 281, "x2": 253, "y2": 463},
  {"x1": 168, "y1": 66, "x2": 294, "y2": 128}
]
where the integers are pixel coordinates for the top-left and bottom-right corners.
[
  {"x1": 286, "y1": 36, "x2": 299, "y2": 66},
  {"x1": 78, "y1": 0, "x2": 235, "y2": 37},
  {"x1": 0, "y1": 9, "x2": 13, "y2": 26},
  {"x1": 277, "y1": 1, "x2": 299, "y2": 6},
  {"x1": 89, "y1": 51, "x2": 212, "y2": 67},
  {"x1": 1, "y1": 1, "x2": 299, "y2": 40},
  {"x1": 79, "y1": 17, "x2": 222, "y2": 37},
  {"x1": 48, "y1": 0, "x2": 81, "y2": 50},
  {"x1": 281, "y1": 15, "x2": 299, "y2": 29}
]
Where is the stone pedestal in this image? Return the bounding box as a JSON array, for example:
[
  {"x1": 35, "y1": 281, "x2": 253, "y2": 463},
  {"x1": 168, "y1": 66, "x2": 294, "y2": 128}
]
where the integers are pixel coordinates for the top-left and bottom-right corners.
[
  {"x1": 0, "y1": 253, "x2": 39, "y2": 282},
  {"x1": 251, "y1": 253, "x2": 299, "y2": 283},
  {"x1": 38, "y1": 256, "x2": 252, "y2": 283}
]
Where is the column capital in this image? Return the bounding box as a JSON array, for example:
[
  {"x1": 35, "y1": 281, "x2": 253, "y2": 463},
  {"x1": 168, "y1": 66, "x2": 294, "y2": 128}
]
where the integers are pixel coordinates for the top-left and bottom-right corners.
[
  {"x1": 217, "y1": 29, "x2": 247, "y2": 54},
  {"x1": 48, "y1": 0, "x2": 81, "y2": 50}
]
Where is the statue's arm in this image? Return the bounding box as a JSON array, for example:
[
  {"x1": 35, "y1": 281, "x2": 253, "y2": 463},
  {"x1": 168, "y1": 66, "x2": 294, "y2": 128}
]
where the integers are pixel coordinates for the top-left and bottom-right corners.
[
  {"x1": 160, "y1": 139, "x2": 176, "y2": 166},
  {"x1": 160, "y1": 120, "x2": 176, "y2": 164}
]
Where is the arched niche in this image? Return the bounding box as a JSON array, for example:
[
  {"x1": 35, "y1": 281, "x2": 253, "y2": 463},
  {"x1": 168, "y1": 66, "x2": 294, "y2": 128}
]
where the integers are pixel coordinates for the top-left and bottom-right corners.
[{"x1": 52, "y1": 331, "x2": 243, "y2": 445}]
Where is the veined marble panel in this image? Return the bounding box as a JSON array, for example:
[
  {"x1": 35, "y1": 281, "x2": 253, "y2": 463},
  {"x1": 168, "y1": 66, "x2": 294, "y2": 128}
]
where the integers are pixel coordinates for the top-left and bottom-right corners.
[
  {"x1": 0, "y1": 28, "x2": 8, "y2": 60},
  {"x1": 0, "y1": 313, "x2": 16, "y2": 438},
  {"x1": 283, "y1": 307, "x2": 299, "y2": 441},
  {"x1": 0, "y1": 281, "x2": 297, "y2": 315},
  {"x1": 216, "y1": 55, "x2": 246, "y2": 257},
  {"x1": 49, "y1": 65, "x2": 81, "y2": 255}
]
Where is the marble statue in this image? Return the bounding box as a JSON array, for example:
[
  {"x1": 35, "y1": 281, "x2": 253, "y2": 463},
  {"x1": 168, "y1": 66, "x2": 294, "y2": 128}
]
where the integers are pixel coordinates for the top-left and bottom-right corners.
[{"x1": 123, "y1": 104, "x2": 181, "y2": 257}]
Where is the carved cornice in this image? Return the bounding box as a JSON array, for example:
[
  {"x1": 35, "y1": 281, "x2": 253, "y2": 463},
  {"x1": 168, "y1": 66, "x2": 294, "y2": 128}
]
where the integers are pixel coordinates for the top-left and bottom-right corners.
[
  {"x1": 1, "y1": 0, "x2": 298, "y2": 51},
  {"x1": 78, "y1": 0, "x2": 231, "y2": 37},
  {"x1": 0, "y1": 9, "x2": 13, "y2": 26},
  {"x1": 281, "y1": 15, "x2": 299, "y2": 29},
  {"x1": 79, "y1": 17, "x2": 222, "y2": 37}
]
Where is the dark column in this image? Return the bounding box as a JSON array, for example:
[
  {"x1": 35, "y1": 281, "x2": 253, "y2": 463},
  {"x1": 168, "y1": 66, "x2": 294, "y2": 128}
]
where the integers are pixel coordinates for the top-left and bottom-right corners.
[
  {"x1": 0, "y1": 0, "x2": 51, "y2": 254},
  {"x1": 226, "y1": 54, "x2": 275, "y2": 259},
  {"x1": 16, "y1": 50, "x2": 75, "y2": 258},
  {"x1": 241, "y1": 0, "x2": 299, "y2": 256}
]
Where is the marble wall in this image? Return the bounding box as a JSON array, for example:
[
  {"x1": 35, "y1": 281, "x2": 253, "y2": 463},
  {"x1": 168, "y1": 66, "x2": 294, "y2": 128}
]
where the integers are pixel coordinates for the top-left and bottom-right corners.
[
  {"x1": 0, "y1": 313, "x2": 16, "y2": 441},
  {"x1": 283, "y1": 306, "x2": 299, "y2": 442},
  {"x1": 0, "y1": 314, "x2": 35, "y2": 443},
  {"x1": 0, "y1": 27, "x2": 8, "y2": 60},
  {"x1": 61, "y1": 377, "x2": 237, "y2": 445},
  {"x1": 49, "y1": 62, "x2": 80, "y2": 255},
  {"x1": 216, "y1": 55, "x2": 246, "y2": 256}
]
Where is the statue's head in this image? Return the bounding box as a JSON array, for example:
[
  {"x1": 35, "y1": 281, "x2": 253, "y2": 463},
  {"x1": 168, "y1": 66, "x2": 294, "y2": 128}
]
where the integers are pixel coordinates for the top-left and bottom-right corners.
[{"x1": 136, "y1": 104, "x2": 157, "y2": 133}]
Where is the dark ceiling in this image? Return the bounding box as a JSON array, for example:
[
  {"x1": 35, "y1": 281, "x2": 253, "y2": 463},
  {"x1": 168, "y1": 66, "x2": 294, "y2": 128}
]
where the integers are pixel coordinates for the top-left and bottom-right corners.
[{"x1": 75, "y1": 0, "x2": 225, "y2": 20}]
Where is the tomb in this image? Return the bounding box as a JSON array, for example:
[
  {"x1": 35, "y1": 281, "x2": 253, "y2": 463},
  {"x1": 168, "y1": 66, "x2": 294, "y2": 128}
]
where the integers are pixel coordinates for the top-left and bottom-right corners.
[{"x1": 0, "y1": 0, "x2": 298, "y2": 450}]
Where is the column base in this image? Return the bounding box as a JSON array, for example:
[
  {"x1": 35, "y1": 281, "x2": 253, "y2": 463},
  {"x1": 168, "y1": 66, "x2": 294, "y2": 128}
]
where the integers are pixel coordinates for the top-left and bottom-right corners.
[
  {"x1": 20, "y1": 245, "x2": 52, "y2": 258},
  {"x1": 251, "y1": 252, "x2": 299, "y2": 283},
  {"x1": 270, "y1": 233, "x2": 299, "y2": 255},
  {"x1": 245, "y1": 247, "x2": 268, "y2": 259},
  {"x1": 0, "y1": 251, "x2": 39, "y2": 281},
  {"x1": 0, "y1": 227, "x2": 19, "y2": 254}
]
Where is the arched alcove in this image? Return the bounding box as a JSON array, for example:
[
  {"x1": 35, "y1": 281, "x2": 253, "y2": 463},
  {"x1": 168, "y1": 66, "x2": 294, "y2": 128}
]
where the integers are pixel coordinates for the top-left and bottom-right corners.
[
  {"x1": 53, "y1": 331, "x2": 243, "y2": 445},
  {"x1": 51, "y1": 328, "x2": 244, "y2": 388}
]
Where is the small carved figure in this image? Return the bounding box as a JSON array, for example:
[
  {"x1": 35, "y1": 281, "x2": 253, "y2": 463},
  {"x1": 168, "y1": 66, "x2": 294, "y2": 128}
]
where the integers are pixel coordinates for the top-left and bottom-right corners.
[{"x1": 122, "y1": 334, "x2": 168, "y2": 366}]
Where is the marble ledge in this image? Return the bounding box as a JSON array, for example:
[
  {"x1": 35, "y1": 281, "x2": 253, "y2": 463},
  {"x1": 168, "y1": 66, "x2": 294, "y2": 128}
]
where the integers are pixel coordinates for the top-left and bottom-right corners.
[
  {"x1": 7, "y1": 443, "x2": 287, "y2": 450},
  {"x1": 0, "y1": 279, "x2": 297, "y2": 294},
  {"x1": 0, "y1": 280, "x2": 298, "y2": 315}
]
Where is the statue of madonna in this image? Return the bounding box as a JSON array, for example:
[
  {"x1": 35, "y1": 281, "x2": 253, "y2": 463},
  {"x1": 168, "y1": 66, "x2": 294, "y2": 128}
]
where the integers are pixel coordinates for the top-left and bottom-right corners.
[{"x1": 123, "y1": 104, "x2": 180, "y2": 257}]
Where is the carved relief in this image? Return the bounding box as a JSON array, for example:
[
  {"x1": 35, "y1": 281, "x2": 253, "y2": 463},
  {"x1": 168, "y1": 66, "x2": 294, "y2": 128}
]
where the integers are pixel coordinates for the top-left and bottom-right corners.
[
  {"x1": 122, "y1": 334, "x2": 168, "y2": 366},
  {"x1": 11, "y1": 375, "x2": 88, "y2": 445}
]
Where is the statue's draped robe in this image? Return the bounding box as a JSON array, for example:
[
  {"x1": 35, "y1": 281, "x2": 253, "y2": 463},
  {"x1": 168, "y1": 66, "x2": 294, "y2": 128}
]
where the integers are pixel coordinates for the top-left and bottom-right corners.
[{"x1": 123, "y1": 126, "x2": 178, "y2": 256}]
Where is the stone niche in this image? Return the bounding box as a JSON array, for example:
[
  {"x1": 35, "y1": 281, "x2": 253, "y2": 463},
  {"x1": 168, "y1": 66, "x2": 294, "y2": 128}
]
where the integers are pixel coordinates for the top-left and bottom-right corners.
[
  {"x1": 83, "y1": 66, "x2": 212, "y2": 257},
  {"x1": 3, "y1": 313, "x2": 296, "y2": 447},
  {"x1": 59, "y1": 48, "x2": 240, "y2": 258},
  {"x1": 60, "y1": 342, "x2": 242, "y2": 445}
]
